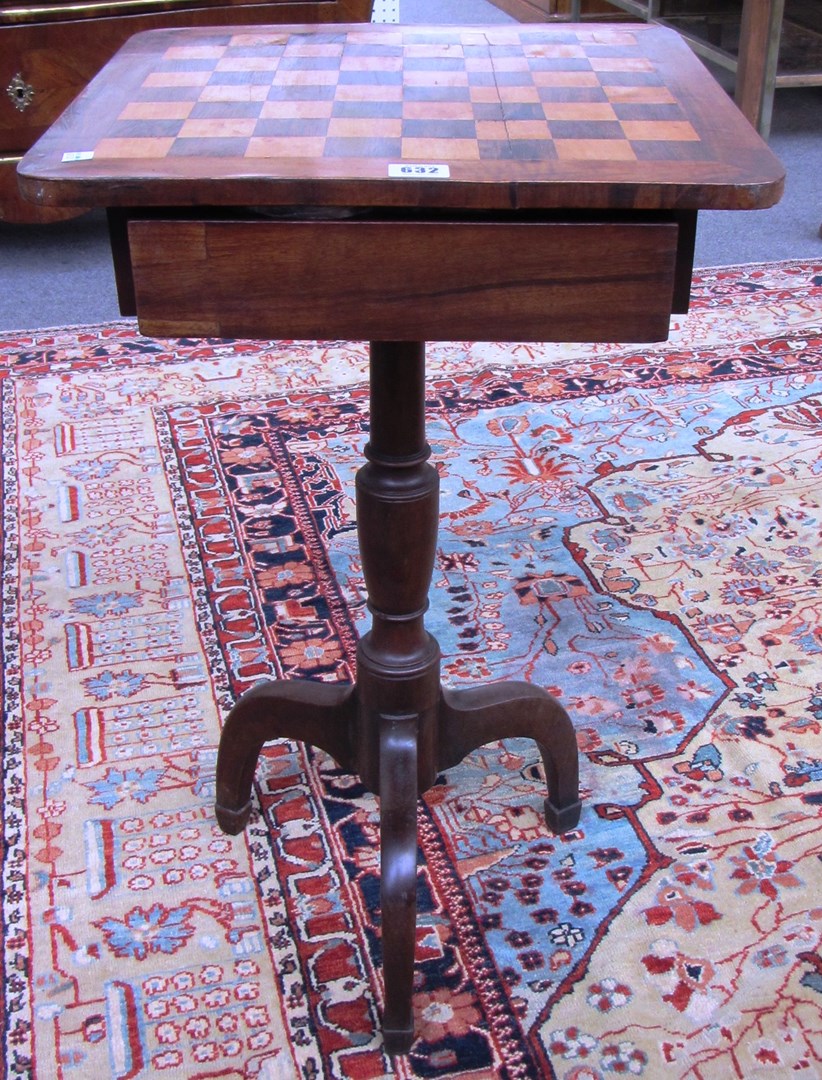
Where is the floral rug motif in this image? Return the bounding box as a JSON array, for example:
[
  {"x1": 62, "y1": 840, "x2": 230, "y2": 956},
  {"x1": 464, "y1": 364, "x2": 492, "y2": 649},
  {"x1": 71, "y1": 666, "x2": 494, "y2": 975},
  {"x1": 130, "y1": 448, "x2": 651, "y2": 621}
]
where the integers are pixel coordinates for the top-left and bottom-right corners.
[{"x1": 1, "y1": 261, "x2": 821, "y2": 1080}]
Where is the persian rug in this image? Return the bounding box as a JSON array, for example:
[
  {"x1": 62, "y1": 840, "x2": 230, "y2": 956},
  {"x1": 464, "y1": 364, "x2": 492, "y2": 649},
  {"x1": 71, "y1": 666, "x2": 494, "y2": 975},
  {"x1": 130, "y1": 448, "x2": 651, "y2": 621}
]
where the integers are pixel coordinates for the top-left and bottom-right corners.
[{"x1": 1, "y1": 260, "x2": 821, "y2": 1080}]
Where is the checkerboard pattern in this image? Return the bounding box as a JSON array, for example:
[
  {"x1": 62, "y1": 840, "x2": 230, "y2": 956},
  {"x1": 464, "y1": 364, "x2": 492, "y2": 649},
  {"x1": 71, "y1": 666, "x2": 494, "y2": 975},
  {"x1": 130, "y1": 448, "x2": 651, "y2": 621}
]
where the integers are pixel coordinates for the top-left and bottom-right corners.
[{"x1": 94, "y1": 26, "x2": 707, "y2": 165}]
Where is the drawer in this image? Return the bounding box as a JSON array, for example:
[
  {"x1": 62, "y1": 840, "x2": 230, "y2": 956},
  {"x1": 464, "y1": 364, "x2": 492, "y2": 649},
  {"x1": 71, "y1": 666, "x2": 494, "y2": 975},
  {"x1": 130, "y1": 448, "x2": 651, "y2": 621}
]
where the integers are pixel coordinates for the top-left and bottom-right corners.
[{"x1": 125, "y1": 216, "x2": 680, "y2": 343}]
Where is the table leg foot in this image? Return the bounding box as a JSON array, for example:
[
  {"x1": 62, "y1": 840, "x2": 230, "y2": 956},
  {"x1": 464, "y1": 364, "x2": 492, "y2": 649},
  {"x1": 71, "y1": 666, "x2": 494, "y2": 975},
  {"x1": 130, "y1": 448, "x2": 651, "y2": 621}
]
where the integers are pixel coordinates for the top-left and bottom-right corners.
[
  {"x1": 214, "y1": 679, "x2": 356, "y2": 835},
  {"x1": 438, "y1": 682, "x2": 581, "y2": 834},
  {"x1": 544, "y1": 792, "x2": 583, "y2": 835},
  {"x1": 379, "y1": 712, "x2": 419, "y2": 1056},
  {"x1": 383, "y1": 1025, "x2": 415, "y2": 1058}
]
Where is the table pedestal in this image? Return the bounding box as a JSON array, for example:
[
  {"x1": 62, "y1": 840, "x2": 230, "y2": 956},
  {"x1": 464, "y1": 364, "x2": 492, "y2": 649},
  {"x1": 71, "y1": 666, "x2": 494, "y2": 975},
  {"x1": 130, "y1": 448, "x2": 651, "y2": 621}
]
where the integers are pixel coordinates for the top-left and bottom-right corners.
[{"x1": 215, "y1": 340, "x2": 581, "y2": 1055}]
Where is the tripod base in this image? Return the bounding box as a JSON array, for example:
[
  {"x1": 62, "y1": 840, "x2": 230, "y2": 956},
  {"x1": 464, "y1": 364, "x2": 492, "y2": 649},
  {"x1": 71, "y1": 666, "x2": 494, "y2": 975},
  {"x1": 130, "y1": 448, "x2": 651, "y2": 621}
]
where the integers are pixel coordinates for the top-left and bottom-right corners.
[
  {"x1": 215, "y1": 673, "x2": 580, "y2": 1056},
  {"x1": 214, "y1": 341, "x2": 581, "y2": 1055}
]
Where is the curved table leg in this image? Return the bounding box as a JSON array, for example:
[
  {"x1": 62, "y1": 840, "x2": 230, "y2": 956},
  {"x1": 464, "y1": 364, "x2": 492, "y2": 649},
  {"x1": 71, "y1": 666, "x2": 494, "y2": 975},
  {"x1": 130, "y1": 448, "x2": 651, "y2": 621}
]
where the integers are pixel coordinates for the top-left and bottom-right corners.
[
  {"x1": 215, "y1": 679, "x2": 356, "y2": 834},
  {"x1": 379, "y1": 713, "x2": 419, "y2": 1056},
  {"x1": 438, "y1": 682, "x2": 581, "y2": 834}
]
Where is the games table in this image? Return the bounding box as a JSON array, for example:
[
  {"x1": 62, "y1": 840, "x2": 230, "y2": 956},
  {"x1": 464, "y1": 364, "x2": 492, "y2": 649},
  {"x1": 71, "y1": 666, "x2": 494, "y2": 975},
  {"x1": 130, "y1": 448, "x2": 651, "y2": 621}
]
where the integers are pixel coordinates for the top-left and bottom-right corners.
[{"x1": 18, "y1": 21, "x2": 783, "y2": 1054}]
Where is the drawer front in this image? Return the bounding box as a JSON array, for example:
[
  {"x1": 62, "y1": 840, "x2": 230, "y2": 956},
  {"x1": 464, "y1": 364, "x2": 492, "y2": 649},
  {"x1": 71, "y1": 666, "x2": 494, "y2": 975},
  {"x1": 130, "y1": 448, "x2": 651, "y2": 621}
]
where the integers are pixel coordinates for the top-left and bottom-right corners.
[
  {"x1": 2, "y1": 23, "x2": 105, "y2": 152},
  {"x1": 126, "y1": 218, "x2": 679, "y2": 343}
]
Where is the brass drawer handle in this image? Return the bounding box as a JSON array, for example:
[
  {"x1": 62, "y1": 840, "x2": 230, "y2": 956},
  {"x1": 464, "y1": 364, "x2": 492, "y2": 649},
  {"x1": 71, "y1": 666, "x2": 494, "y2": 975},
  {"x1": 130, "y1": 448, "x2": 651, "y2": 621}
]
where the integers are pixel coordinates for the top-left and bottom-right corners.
[{"x1": 7, "y1": 74, "x2": 35, "y2": 112}]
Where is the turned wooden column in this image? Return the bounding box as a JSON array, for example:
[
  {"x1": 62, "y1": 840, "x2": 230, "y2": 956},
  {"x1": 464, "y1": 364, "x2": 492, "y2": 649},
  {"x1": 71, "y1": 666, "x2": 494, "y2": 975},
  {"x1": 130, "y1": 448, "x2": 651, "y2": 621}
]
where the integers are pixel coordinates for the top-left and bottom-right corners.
[
  {"x1": 354, "y1": 341, "x2": 440, "y2": 794},
  {"x1": 354, "y1": 341, "x2": 440, "y2": 1052}
]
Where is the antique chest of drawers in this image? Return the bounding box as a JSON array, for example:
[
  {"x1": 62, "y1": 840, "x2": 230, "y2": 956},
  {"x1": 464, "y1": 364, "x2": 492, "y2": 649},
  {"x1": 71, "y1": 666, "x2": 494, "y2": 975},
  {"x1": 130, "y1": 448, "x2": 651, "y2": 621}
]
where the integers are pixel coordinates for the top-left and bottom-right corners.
[{"x1": 1, "y1": 0, "x2": 372, "y2": 220}]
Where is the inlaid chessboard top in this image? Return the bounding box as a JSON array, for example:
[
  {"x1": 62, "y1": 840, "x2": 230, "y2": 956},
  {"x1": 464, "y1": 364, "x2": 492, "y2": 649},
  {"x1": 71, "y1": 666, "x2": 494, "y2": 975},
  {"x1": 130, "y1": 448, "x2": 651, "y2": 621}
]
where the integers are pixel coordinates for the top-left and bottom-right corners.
[{"x1": 19, "y1": 23, "x2": 784, "y2": 212}]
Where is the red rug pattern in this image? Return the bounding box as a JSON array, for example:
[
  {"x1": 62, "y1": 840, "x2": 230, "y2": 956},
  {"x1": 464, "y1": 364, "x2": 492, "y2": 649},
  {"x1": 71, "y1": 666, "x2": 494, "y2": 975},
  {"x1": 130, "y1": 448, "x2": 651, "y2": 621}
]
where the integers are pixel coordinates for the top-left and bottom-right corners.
[{"x1": 1, "y1": 261, "x2": 821, "y2": 1079}]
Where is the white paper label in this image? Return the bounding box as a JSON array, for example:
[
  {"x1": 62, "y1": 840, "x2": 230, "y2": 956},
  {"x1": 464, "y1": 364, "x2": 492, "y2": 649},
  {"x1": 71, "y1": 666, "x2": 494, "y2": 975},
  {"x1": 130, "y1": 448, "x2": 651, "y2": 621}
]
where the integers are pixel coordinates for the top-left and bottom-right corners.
[
  {"x1": 388, "y1": 163, "x2": 450, "y2": 179},
  {"x1": 62, "y1": 151, "x2": 95, "y2": 162}
]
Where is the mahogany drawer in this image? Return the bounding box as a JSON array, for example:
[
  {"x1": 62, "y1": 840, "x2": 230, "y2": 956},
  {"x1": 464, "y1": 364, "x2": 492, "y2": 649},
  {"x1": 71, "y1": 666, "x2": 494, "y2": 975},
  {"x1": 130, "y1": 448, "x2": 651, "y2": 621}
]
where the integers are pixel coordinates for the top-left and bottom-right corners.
[{"x1": 124, "y1": 216, "x2": 681, "y2": 343}]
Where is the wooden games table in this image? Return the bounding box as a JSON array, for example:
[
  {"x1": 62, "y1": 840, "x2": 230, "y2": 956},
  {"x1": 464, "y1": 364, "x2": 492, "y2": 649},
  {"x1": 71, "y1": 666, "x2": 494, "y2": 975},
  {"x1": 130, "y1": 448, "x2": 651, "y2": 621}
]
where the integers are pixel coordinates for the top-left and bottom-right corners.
[{"x1": 18, "y1": 21, "x2": 783, "y2": 1055}]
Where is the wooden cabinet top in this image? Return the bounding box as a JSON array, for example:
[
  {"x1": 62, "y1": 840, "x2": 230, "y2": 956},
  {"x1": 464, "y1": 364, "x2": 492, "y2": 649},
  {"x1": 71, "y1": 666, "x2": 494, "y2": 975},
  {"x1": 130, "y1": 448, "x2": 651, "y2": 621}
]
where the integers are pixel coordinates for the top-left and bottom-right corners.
[{"x1": 18, "y1": 21, "x2": 784, "y2": 212}]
